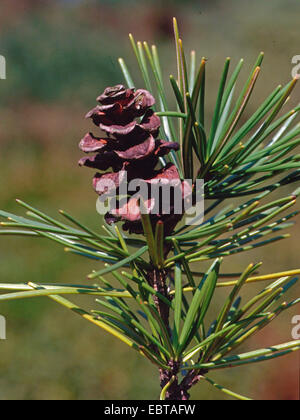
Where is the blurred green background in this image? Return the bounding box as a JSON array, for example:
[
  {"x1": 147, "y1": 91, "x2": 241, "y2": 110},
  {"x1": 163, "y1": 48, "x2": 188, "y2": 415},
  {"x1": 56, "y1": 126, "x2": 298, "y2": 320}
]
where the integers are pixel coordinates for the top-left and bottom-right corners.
[{"x1": 0, "y1": 0, "x2": 299, "y2": 400}]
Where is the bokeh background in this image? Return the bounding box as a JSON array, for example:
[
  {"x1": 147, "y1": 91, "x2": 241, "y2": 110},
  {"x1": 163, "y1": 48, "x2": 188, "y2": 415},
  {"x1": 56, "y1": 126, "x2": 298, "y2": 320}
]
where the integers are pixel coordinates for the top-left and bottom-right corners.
[{"x1": 0, "y1": 0, "x2": 299, "y2": 400}]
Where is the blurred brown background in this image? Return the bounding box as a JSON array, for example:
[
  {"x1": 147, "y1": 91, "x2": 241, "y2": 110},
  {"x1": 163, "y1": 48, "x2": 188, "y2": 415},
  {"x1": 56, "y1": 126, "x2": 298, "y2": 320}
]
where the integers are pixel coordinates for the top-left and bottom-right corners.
[{"x1": 0, "y1": 0, "x2": 299, "y2": 400}]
